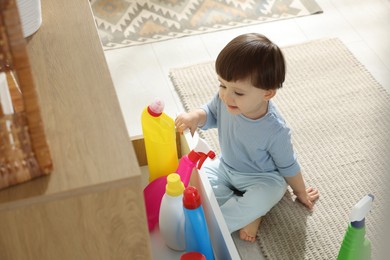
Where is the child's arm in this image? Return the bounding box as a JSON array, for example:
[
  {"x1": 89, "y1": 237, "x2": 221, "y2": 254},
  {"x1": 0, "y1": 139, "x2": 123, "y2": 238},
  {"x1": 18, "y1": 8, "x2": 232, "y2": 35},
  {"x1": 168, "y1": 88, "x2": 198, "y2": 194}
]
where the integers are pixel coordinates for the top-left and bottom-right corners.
[
  {"x1": 175, "y1": 108, "x2": 207, "y2": 135},
  {"x1": 284, "y1": 172, "x2": 319, "y2": 210}
]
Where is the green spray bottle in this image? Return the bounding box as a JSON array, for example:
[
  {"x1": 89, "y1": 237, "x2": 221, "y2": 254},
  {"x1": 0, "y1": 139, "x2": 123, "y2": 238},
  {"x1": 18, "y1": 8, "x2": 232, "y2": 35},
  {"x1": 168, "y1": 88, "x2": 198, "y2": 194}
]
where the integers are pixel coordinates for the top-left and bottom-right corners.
[{"x1": 337, "y1": 194, "x2": 374, "y2": 260}]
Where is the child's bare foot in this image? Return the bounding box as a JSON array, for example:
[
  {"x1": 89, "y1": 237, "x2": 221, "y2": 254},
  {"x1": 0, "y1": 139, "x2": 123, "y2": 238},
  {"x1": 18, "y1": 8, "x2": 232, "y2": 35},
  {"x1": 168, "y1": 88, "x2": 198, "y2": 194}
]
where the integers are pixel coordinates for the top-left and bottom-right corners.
[{"x1": 239, "y1": 217, "x2": 262, "y2": 243}]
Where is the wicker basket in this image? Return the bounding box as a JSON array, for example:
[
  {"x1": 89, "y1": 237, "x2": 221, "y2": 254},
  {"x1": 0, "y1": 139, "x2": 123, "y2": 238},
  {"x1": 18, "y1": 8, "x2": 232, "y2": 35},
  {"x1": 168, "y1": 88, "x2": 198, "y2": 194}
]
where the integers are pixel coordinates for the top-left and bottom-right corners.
[{"x1": 0, "y1": 0, "x2": 53, "y2": 190}]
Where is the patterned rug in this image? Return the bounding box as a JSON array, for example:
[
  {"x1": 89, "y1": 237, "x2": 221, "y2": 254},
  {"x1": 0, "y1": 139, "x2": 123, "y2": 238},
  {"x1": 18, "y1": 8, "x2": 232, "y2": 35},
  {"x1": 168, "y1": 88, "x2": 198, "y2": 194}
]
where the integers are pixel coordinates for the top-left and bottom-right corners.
[
  {"x1": 91, "y1": 0, "x2": 322, "y2": 50},
  {"x1": 169, "y1": 38, "x2": 390, "y2": 259}
]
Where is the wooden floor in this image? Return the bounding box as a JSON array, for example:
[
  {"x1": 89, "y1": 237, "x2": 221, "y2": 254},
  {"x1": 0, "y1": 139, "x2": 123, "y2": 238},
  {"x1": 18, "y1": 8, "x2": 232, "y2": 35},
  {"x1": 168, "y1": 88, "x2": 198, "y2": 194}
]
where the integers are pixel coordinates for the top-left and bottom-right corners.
[
  {"x1": 103, "y1": 0, "x2": 389, "y2": 258},
  {"x1": 105, "y1": 0, "x2": 390, "y2": 140}
]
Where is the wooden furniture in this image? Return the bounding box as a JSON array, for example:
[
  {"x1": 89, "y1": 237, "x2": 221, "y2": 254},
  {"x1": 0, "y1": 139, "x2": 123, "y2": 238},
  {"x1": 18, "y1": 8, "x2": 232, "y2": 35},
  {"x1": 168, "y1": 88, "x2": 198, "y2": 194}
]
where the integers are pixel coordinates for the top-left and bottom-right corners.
[{"x1": 0, "y1": 0, "x2": 151, "y2": 259}]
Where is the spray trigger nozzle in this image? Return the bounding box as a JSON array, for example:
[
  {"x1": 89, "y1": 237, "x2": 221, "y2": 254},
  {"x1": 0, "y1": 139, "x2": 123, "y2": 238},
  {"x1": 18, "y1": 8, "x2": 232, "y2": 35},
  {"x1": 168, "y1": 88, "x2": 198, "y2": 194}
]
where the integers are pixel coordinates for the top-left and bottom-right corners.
[
  {"x1": 181, "y1": 129, "x2": 216, "y2": 169},
  {"x1": 350, "y1": 194, "x2": 374, "y2": 223},
  {"x1": 197, "y1": 151, "x2": 216, "y2": 169}
]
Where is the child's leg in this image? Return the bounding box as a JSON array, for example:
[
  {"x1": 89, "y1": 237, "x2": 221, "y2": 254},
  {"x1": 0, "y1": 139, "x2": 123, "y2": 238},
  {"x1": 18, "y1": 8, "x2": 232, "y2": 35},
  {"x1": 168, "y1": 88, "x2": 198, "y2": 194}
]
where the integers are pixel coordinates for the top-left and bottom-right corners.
[
  {"x1": 219, "y1": 170, "x2": 287, "y2": 235},
  {"x1": 204, "y1": 160, "x2": 287, "y2": 239},
  {"x1": 204, "y1": 158, "x2": 236, "y2": 206}
]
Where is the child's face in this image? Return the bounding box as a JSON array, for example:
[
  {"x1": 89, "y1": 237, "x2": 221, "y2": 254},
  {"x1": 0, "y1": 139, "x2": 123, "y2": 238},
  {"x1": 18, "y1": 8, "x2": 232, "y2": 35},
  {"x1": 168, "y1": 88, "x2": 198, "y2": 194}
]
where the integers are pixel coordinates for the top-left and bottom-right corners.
[{"x1": 218, "y1": 76, "x2": 275, "y2": 120}]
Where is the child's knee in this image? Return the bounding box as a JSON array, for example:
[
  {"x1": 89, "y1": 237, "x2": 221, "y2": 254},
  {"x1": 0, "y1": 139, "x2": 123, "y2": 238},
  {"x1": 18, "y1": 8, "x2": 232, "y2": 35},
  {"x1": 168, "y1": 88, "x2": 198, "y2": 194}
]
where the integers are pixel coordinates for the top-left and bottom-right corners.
[{"x1": 214, "y1": 187, "x2": 235, "y2": 206}]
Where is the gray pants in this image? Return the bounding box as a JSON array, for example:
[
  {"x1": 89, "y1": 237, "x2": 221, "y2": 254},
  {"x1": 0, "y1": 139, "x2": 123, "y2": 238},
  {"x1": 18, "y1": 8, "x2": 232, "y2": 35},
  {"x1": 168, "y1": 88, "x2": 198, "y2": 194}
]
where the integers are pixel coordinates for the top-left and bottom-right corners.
[{"x1": 204, "y1": 158, "x2": 287, "y2": 233}]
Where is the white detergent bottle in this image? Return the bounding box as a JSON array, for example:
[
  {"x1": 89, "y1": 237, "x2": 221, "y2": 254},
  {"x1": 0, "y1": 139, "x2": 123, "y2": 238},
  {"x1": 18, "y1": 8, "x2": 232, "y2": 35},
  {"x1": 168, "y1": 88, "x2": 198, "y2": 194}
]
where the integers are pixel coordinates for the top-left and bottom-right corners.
[{"x1": 159, "y1": 173, "x2": 186, "y2": 251}]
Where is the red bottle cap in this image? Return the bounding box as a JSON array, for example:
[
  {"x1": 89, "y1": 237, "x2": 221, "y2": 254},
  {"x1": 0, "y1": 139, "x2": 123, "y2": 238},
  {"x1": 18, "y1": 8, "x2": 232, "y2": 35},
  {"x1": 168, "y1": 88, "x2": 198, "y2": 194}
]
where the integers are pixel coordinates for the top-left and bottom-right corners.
[
  {"x1": 188, "y1": 150, "x2": 201, "y2": 163},
  {"x1": 183, "y1": 186, "x2": 201, "y2": 209},
  {"x1": 180, "y1": 252, "x2": 206, "y2": 260}
]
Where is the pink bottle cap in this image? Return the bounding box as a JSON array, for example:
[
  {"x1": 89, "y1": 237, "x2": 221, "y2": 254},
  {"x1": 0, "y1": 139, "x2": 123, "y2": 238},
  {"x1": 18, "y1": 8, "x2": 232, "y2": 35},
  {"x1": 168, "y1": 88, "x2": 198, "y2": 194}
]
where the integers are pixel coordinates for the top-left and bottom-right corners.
[{"x1": 148, "y1": 98, "x2": 164, "y2": 117}]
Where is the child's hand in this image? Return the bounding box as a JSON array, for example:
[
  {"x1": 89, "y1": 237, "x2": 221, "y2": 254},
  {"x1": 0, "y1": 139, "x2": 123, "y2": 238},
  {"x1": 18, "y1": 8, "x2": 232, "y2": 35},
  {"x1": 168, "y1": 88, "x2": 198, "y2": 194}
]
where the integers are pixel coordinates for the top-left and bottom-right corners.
[
  {"x1": 175, "y1": 111, "x2": 200, "y2": 135},
  {"x1": 294, "y1": 187, "x2": 319, "y2": 211}
]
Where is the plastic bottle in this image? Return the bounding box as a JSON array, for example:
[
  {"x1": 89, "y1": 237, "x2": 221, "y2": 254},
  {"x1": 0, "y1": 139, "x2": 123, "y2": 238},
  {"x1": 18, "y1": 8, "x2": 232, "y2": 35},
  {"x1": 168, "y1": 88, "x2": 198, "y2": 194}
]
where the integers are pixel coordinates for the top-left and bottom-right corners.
[
  {"x1": 141, "y1": 98, "x2": 178, "y2": 183},
  {"x1": 176, "y1": 150, "x2": 201, "y2": 186},
  {"x1": 143, "y1": 136, "x2": 215, "y2": 231},
  {"x1": 337, "y1": 194, "x2": 374, "y2": 260},
  {"x1": 159, "y1": 173, "x2": 186, "y2": 251},
  {"x1": 176, "y1": 135, "x2": 215, "y2": 187},
  {"x1": 143, "y1": 150, "x2": 202, "y2": 231},
  {"x1": 183, "y1": 186, "x2": 214, "y2": 260}
]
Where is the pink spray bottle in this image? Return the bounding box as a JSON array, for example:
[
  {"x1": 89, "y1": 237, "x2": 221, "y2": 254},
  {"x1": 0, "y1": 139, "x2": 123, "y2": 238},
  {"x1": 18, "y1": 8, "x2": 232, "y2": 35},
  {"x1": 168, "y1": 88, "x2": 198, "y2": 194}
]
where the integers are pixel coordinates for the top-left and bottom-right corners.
[
  {"x1": 176, "y1": 130, "x2": 216, "y2": 187},
  {"x1": 143, "y1": 131, "x2": 216, "y2": 231}
]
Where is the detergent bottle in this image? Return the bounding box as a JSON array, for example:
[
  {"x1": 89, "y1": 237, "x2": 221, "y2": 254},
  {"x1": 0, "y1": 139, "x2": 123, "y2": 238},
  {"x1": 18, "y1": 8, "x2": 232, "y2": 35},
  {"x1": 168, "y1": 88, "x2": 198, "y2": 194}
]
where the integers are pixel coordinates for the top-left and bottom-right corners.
[
  {"x1": 159, "y1": 173, "x2": 186, "y2": 251},
  {"x1": 176, "y1": 136, "x2": 216, "y2": 186},
  {"x1": 183, "y1": 186, "x2": 214, "y2": 260},
  {"x1": 337, "y1": 194, "x2": 374, "y2": 260},
  {"x1": 143, "y1": 132, "x2": 215, "y2": 231},
  {"x1": 141, "y1": 98, "x2": 178, "y2": 182},
  {"x1": 177, "y1": 129, "x2": 216, "y2": 187}
]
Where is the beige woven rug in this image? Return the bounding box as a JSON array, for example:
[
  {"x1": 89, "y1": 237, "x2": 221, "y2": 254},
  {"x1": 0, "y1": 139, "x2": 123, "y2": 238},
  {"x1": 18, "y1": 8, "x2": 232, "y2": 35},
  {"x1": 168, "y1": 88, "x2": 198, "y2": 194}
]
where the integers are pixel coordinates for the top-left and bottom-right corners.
[
  {"x1": 91, "y1": 0, "x2": 322, "y2": 50},
  {"x1": 169, "y1": 38, "x2": 390, "y2": 259}
]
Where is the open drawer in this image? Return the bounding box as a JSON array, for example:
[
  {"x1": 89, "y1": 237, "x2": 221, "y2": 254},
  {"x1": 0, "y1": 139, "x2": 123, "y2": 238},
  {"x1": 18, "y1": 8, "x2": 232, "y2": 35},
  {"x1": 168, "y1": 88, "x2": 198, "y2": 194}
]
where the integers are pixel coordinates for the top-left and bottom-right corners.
[{"x1": 133, "y1": 132, "x2": 241, "y2": 259}]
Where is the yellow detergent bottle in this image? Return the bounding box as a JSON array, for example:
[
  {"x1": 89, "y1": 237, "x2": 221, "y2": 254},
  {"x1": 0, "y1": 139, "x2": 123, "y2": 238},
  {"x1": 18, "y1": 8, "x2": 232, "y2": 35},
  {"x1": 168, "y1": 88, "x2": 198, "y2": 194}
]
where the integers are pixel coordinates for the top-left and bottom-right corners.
[{"x1": 141, "y1": 98, "x2": 178, "y2": 182}]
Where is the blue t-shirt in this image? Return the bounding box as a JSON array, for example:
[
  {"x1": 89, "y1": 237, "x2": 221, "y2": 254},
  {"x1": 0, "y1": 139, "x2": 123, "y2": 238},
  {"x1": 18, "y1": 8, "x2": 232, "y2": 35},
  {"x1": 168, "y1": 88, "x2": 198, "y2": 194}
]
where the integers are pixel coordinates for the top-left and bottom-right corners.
[{"x1": 201, "y1": 93, "x2": 300, "y2": 177}]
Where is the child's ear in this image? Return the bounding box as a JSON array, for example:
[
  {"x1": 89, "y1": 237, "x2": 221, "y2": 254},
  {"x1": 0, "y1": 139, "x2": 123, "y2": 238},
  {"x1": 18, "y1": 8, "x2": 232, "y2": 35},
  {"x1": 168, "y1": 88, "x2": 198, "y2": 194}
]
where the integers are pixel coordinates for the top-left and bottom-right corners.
[{"x1": 264, "y1": 89, "x2": 277, "y2": 100}]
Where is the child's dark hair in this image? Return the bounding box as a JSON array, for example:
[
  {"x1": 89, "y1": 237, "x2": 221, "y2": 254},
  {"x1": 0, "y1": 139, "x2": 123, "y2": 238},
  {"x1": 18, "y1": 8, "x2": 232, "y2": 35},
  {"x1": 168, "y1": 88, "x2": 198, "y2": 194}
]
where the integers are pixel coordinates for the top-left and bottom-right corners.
[{"x1": 215, "y1": 33, "x2": 286, "y2": 90}]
